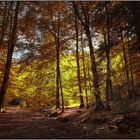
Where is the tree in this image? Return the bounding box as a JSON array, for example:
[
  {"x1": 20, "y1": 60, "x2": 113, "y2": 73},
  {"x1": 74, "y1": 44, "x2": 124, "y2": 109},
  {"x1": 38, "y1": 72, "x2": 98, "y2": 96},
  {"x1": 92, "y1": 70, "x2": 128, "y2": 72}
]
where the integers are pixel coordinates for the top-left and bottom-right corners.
[
  {"x1": 38, "y1": 2, "x2": 67, "y2": 110},
  {"x1": 0, "y1": 2, "x2": 20, "y2": 110},
  {"x1": 72, "y1": 2, "x2": 104, "y2": 109},
  {"x1": 104, "y1": 2, "x2": 113, "y2": 104},
  {"x1": 0, "y1": 2, "x2": 11, "y2": 49},
  {"x1": 81, "y1": 26, "x2": 89, "y2": 108},
  {"x1": 74, "y1": 15, "x2": 84, "y2": 108},
  {"x1": 120, "y1": 29, "x2": 132, "y2": 98}
]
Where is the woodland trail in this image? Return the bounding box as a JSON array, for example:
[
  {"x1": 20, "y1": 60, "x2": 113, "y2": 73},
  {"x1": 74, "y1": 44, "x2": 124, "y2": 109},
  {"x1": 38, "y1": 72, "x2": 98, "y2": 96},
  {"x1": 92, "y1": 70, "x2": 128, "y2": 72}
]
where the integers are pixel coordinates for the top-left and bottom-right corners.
[
  {"x1": 0, "y1": 106, "x2": 140, "y2": 139},
  {"x1": 0, "y1": 106, "x2": 97, "y2": 139}
]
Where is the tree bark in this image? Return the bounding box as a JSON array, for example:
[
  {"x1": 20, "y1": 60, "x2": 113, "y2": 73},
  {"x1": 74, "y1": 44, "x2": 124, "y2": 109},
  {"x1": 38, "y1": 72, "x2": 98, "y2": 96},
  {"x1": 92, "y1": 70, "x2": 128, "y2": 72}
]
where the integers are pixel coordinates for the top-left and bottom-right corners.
[
  {"x1": 55, "y1": 35, "x2": 60, "y2": 109},
  {"x1": 0, "y1": 2, "x2": 19, "y2": 110},
  {"x1": 81, "y1": 26, "x2": 89, "y2": 108},
  {"x1": 127, "y1": 36, "x2": 134, "y2": 88},
  {"x1": 104, "y1": 2, "x2": 113, "y2": 108},
  {"x1": 74, "y1": 16, "x2": 84, "y2": 108},
  {"x1": 0, "y1": 2, "x2": 8, "y2": 49},
  {"x1": 87, "y1": 65, "x2": 92, "y2": 94},
  {"x1": 120, "y1": 31, "x2": 132, "y2": 98},
  {"x1": 59, "y1": 73, "x2": 64, "y2": 112},
  {"x1": 86, "y1": 28, "x2": 104, "y2": 109}
]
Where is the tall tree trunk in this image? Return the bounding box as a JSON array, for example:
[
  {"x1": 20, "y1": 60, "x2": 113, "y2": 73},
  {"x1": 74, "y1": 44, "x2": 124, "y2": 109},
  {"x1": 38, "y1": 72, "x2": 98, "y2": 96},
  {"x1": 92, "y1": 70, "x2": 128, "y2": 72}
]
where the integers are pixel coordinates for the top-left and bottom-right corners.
[
  {"x1": 0, "y1": 2, "x2": 12, "y2": 62},
  {"x1": 55, "y1": 37, "x2": 64, "y2": 111},
  {"x1": 104, "y1": 2, "x2": 113, "y2": 108},
  {"x1": 85, "y1": 28, "x2": 104, "y2": 109},
  {"x1": 72, "y1": 2, "x2": 104, "y2": 110},
  {"x1": 127, "y1": 36, "x2": 134, "y2": 88},
  {"x1": 0, "y1": 2, "x2": 19, "y2": 110},
  {"x1": 120, "y1": 31, "x2": 132, "y2": 98},
  {"x1": 53, "y1": 10, "x2": 63, "y2": 110},
  {"x1": 81, "y1": 27, "x2": 89, "y2": 108},
  {"x1": 74, "y1": 16, "x2": 84, "y2": 108},
  {"x1": 55, "y1": 35, "x2": 60, "y2": 109},
  {"x1": 103, "y1": 32, "x2": 111, "y2": 108},
  {"x1": 0, "y1": 2, "x2": 8, "y2": 49}
]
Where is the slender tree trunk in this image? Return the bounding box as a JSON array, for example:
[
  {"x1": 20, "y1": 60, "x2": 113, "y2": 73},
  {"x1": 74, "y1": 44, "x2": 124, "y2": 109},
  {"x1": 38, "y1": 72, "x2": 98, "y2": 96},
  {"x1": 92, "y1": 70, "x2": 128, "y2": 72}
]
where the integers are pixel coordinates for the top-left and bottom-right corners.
[
  {"x1": 85, "y1": 27, "x2": 104, "y2": 109},
  {"x1": 87, "y1": 65, "x2": 92, "y2": 94},
  {"x1": 129, "y1": 62, "x2": 134, "y2": 88},
  {"x1": 120, "y1": 31, "x2": 132, "y2": 98},
  {"x1": 0, "y1": 2, "x2": 19, "y2": 110},
  {"x1": 104, "y1": 3, "x2": 109, "y2": 102},
  {"x1": 74, "y1": 16, "x2": 84, "y2": 108},
  {"x1": 81, "y1": 27, "x2": 89, "y2": 108},
  {"x1": 0, "y1": 2, "x2": 8, "y2": 49},
  {"x1": 55, "y1": 37, "x2": 64, "y2": 111},
  {"x1": 59, "y1": 73, "x2": 64, "y2": 112},
  {"x1": 55, "y1": 35, "x2": 60, "y2": 109},
  {"x1": 103, "y1": 32, "x2": 111, "y2": 108},
  {"x1": 0, "y1": 2, "x2": 12, "y2": 62},
  {"x1": 104, "y1": 2, "x2": 113, "y2": 108},
  {"x1": 127, "y1": 36, "x2": 134, "y2": 88}
]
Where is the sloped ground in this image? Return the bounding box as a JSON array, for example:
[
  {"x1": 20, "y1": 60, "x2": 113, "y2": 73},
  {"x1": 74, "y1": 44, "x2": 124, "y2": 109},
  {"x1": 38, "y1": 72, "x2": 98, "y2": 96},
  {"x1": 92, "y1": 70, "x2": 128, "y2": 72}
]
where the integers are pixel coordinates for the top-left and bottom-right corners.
[
  {"x1": 0, "y1": 105, "x2": 140, "y2": 139},
  {"x1": 56, "y1": 105, "x2": 140, "y2": 139}
]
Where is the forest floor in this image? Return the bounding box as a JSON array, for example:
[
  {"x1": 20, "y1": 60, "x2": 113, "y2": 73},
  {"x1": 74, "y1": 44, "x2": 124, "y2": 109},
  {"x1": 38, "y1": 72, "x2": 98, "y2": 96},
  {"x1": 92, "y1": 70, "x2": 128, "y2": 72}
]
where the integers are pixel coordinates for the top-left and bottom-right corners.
[{"x1": 0, "y1": 105, "x2": 140, "y2": 139}]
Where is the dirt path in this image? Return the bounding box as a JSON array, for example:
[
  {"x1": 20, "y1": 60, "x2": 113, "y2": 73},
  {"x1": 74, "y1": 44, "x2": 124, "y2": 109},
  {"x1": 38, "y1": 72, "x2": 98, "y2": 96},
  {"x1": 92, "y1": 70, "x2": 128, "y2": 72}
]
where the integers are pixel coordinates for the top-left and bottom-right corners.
[{"x1": 0, "y1": 107, "x2": 98, "y2": 139}]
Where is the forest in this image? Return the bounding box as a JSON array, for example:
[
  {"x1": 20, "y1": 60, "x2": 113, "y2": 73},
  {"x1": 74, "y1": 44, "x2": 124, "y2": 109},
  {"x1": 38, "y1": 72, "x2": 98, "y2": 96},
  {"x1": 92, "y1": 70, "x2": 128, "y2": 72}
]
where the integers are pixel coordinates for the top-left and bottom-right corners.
[{"x1": 0, "y1": 1, "x2": 140, "y2": 139}]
